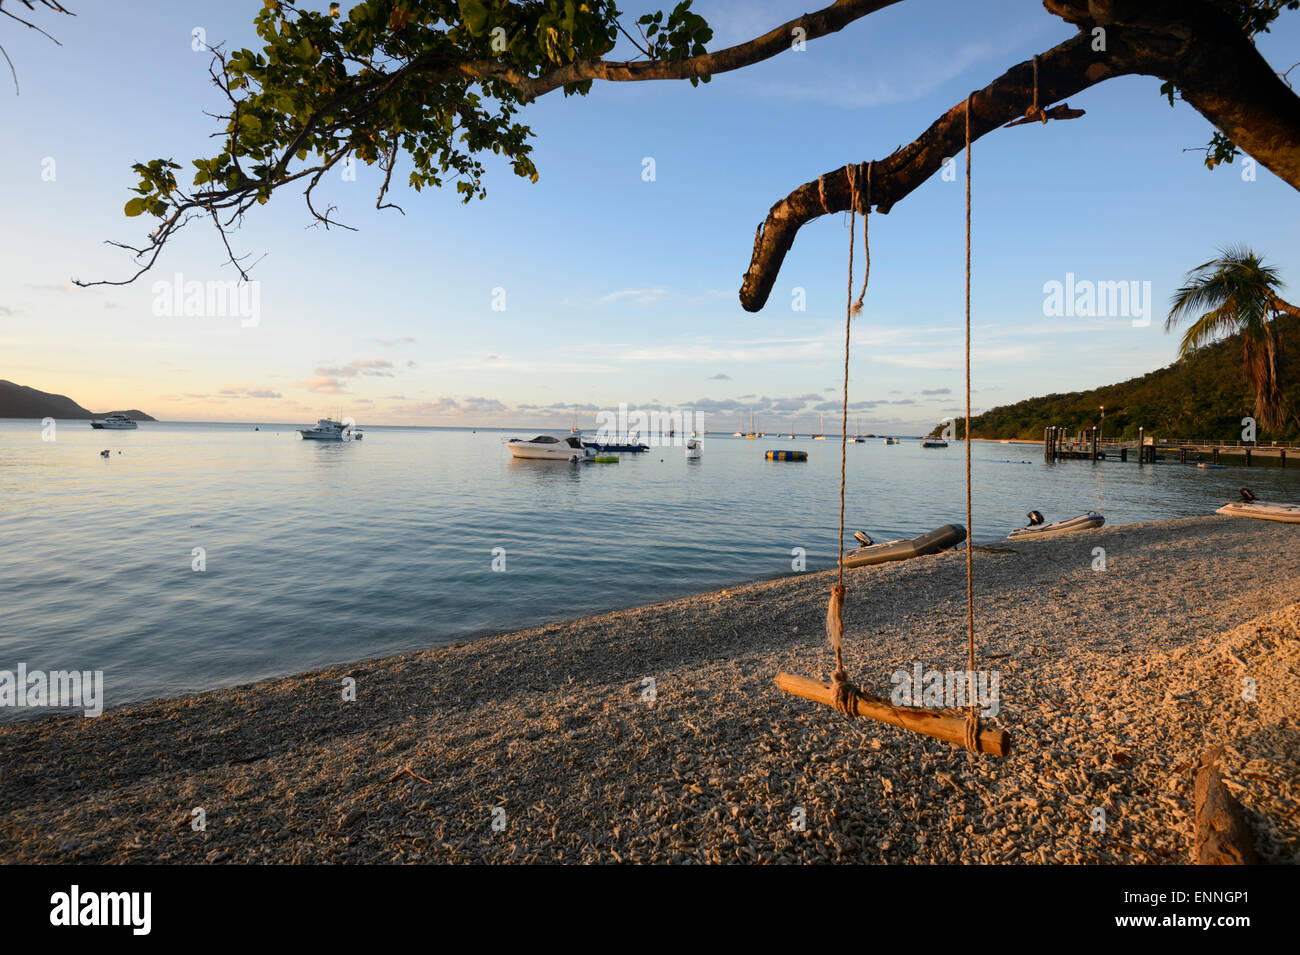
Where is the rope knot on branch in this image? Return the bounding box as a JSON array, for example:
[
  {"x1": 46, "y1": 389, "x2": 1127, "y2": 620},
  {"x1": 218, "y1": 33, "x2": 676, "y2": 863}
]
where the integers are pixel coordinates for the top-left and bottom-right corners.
[
  {"x1": 962, "y1": 710, "x2": 981, "y2": 753},
  {"x1": 830, "y1": 669, "x2": 859, "y2": 718}
]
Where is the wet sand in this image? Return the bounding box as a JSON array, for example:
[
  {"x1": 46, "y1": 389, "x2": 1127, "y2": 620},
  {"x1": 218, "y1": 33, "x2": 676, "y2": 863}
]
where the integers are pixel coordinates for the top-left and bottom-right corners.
[{"x1": 1, "y1": 515, "x2": 1297, "y2": 864}]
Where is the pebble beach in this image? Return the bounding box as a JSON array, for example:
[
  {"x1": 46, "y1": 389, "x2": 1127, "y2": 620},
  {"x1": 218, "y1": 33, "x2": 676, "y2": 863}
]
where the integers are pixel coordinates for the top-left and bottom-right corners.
[{"x1": 2, "y1": 514, "x2": 1297, "y2": 864}]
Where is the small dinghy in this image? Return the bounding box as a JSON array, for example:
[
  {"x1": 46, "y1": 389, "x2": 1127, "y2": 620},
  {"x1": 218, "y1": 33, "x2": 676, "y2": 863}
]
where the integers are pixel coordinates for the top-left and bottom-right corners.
[
  {"x1": 1197, "y1": 462, "x2": 1227, "y2": 469},
  {"x1": 1216, "y1": 501, "x2": 1300, "y2": 523},
  {"x1": 841, "y1": 524, "x2": 966, "y2": 568},
  {"x1": 1007, "y1": 510, "x2": 1104, "y2": 539},
  {"x1": 1216, "y1": 488, "x2": 1300, "y2": 523}
]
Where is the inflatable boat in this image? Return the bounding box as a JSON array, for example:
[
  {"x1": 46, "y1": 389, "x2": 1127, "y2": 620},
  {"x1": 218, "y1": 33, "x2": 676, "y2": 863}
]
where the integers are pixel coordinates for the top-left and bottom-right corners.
[
  {"x1": 840, "y1": 524, "x2": 966, "y2": 568},
  {"x1": 1215, "y1": 501, "x2": 1300, "y2": 523},
  {"x1": 1007, "y1": 510, "x2": 1105, "y2": 539}
]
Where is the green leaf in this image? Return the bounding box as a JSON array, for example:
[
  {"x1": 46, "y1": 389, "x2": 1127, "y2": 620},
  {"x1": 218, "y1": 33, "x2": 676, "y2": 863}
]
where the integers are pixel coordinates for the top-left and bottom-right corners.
[
  {"x1": 459, "y1": 0, "x2": 489, "y2": 34},
  {"x1": 124, "y1": 197, "x2": 147, "y2": 217}
]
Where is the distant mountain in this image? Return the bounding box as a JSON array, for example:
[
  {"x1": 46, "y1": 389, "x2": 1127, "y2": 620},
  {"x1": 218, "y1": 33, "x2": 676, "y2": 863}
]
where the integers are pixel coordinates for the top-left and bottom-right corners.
[
  {"x1": 933, "y1": 313, "x2": 1300, "y2": 442},
  {"x1": 0, "y1": 380, "x2": 156, "y2": 421}
]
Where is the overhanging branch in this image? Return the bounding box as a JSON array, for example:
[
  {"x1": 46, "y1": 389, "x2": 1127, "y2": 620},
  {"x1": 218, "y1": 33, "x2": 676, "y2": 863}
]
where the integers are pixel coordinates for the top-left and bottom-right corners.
[
  {"x1": 739, "y1": 0, "x2": 1300, "y2": 311},
  {"x1": 739, "y1": 31, "x2": 1111, "y2": 311}
]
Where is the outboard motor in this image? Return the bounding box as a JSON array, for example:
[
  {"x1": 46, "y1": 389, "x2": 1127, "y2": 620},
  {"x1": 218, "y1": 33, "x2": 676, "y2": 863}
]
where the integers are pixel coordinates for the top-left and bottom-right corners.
[
  {"x1": 1240, "y1": 488, "x2": 1256, "y2": 503},
  {"x1": 1026, "y1": 510, "x2": 1045, "y2": 526}
]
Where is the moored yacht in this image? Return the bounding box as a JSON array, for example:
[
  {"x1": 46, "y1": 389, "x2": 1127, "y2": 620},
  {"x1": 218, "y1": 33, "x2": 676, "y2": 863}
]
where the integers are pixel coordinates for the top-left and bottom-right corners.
[
  {"x1": 90, "y1": 413, "x2": 137, "y2": 430},
  {"x1": 507, "y1": 434, "x2": 594, "y2": 462},
  {"x1": 298, "y1": 418, "x2": 355, "y2": 441}
]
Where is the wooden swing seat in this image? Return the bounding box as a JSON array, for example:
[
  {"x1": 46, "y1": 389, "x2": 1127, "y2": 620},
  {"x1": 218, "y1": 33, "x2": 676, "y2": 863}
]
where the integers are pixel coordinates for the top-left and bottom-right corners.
[{"x1": 775, "y1": 672, "x2": 1012, "y2": 757}]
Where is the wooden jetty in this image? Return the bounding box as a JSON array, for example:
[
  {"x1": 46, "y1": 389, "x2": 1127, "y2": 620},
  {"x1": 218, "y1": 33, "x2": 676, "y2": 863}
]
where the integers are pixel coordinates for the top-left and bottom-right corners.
[{"x1": 1042, "y1": 425, "x2": 1300, "y2": 467}]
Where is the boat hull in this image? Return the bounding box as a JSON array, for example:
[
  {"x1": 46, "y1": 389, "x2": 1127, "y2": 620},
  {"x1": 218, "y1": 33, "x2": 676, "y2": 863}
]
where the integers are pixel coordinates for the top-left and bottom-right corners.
[
  {"x1": 1007, "y1": 512, "x2": 1105, "y2": 539},
  {"x1": 841, "y1": 524, "x2": 967, "y2": 568},
  {"x1": 299, "y1": 431, "x2": 345, "y2": 441},
  {"x1": 508, "y1": 445, "x2": 589, "y2": 461},
  {"x1": 582, "y1": 443, "x2": 648, "y2": 453},
  {"x1": 90, "y1": 422, "x2": 137, "y2": 430},
  {"x1": 1215, "y1": 501, "x2": 1300, "y2": 523}
]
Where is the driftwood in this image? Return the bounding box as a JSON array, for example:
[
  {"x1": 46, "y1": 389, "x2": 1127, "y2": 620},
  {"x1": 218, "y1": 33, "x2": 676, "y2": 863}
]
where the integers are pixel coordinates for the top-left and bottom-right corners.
[
  {"x1": 775, "y1": 672, "x2": 1012, "y2": 757},
  {"x1": 1193, "y1": 747, "x2": 1258, "y2": 865}
]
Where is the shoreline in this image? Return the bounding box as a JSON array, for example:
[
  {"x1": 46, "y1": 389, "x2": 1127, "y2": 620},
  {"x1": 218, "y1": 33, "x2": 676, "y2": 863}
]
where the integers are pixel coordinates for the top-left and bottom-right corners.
[{"x1": 2, "y1": 514, "x2": 1297, "y2": 864}]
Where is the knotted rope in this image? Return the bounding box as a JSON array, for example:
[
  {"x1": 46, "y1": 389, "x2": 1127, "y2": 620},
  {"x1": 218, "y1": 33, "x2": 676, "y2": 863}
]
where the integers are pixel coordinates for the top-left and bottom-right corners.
[
  {"x1": 825, "y1": 159, "x2": 872, "y2": 718},
  {"x1": 962, "y1": 92, "x2": 980, "y2": 753},
  {"x1": 1024, "y1": 54, "x2": 1046, "y2": 125}
]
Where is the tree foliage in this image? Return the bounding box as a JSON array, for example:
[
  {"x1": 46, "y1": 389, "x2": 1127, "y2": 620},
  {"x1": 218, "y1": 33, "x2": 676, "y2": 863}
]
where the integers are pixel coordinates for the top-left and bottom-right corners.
[
  {"x1": 53, "y1": 0, "x2": 1297, "y2": 288},
  {"x1": 938, "y1": 312, "x2": 1300, "y2": 443},
  {"x1": 1160, "y1": 0, "x2": 1300, "y2": 168}
]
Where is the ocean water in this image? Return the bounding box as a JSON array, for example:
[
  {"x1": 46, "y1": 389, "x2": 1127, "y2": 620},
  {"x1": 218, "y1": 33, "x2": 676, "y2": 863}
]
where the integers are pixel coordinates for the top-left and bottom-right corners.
[{"x1": 2, "y1": 418, "x2": 1297, "y2": 719}]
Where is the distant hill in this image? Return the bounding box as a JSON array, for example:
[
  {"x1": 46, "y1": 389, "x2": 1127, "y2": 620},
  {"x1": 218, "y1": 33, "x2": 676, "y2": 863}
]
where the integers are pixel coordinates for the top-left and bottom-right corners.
[
  {"x1": 0, "y1": 380, "x2": 156, "y2": 421},
  {"x1": 934, "y1": 313, "x2": 1300, "y2": 442}
]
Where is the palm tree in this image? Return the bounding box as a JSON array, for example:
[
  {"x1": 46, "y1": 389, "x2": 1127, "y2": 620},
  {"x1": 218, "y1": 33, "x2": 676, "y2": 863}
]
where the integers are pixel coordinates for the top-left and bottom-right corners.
[{"x1": 1166, "y1": 246, "x2": 1300, "y2": 431}]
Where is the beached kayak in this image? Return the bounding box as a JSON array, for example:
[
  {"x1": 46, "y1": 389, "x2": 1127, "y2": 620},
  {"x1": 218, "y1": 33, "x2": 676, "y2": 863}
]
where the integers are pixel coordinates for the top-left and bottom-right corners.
[
  {"x1": 1215, "y1": 501, "x2": 1300, "y2": 524},
  {"x1": 840, "y1": 524, "x2": 967, "y2": 568},
  {"x1": 1007, "y1": 511, "x2": 1105, "y2": 539}
]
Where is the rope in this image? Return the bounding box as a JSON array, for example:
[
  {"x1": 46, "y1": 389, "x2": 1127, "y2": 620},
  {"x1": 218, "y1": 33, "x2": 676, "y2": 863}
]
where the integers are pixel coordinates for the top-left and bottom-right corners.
[
  {"x1": 825, "y1": 161, "x2": 870, "y2": 717},
  {"x1": 852, "y1": 162, "x2": 872, "y2": 315},
  {"x1": 961, "y1": 95, "x2": 977, "y2": 753},
  {"x1": 1026, "y1": 54, "x2": 1046, "y2": 125}
]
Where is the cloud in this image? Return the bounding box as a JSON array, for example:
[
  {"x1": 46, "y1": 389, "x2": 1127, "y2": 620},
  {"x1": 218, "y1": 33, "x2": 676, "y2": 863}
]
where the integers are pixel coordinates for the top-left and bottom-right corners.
[
  {"x1": 295, "y1": 376, "x2": 348, "y2": 394},
  {"x1": 921, "y1": 388, "x2": 952, "y2": 396},
  {"x1": 739, "y1": 40, "x2": 1004, "y2": 108},
  {"x1": 708, "y1": 372, "x2": 731, "y2": 380},
  {"x1": 390, "y1": 395, "x2": 509, "y2": 417},
  {"x1": 0, "y1": 306, "x2": 15, "y2": 316},
  {"x1": 373, "y1": 336, "x2": 417, "y2": 346},
  {"x1": 314, "y1": 359, "x2": 396, "y2": 378},
  {"x1": 218, "y1": 385, "x2": 283, "y2": 399},
  {"x1": 687, "y1": 393, "x2": 843, "y2": 417},
  {"x1": 620, "y1": 335, "x2": 827, "y2": 364},
  {"x1": 595, "y1": 287, "x2": 668, "y2": 306}
]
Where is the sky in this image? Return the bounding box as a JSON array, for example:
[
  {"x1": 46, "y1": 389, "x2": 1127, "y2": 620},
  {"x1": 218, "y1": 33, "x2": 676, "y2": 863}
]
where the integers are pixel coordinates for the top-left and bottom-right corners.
[{"x1": 1, "y1": 0, "x2": 1298, "y2": 432}]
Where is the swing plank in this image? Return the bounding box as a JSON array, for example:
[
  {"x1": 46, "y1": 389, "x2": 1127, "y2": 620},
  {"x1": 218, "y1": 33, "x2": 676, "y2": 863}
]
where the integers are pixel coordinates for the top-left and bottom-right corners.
[{"x1": 775, "y1": 672, "x2": 1012, "y2": 757}]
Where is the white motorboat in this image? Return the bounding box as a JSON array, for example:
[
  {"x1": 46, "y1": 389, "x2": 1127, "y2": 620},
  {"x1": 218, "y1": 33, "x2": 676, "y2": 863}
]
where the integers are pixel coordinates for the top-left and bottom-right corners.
[
  {"x1": 921, "y1": 437, "x2": 949, "y2": 448},
  {"x1": 90, "y1": 413, "x2": 137, "y2": 430},
  {"x1": 685, "y1": 438, "x2": 702, "y2": 460},
  {"x1": 298, "y1": 418, "x2": 355, "y2": 441},
  {"x1": 883, "y1": 437, "x2": 899, "y2": 445},
  {"x1": 507, "y1": 434, "x2": 594, "y2": 462}
]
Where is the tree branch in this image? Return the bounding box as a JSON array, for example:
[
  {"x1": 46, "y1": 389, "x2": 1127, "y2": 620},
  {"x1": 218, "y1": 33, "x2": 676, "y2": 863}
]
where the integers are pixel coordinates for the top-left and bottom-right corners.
[
  {"x1": 501, "y1": 0, "x2": 904, "y2": 100},
  {"x1": 739, "y1": 31, "x2": 1110, "y2": 311},
  {"x1": 739, "y1": 0, "x2": 1300, "y2": 311}
]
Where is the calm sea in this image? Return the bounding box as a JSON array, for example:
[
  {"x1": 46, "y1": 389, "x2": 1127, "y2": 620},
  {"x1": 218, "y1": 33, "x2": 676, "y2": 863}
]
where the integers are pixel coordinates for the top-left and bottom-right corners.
[{"x1": 2, "y1": 418, "x2": 1296, "y2": 719}]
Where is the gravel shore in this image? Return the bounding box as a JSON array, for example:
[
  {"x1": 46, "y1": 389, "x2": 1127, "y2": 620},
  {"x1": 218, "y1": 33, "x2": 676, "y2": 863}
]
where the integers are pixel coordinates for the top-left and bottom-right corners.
[{"x1": 2, "y1": 514, "x2": 1297, "y2": 864}]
